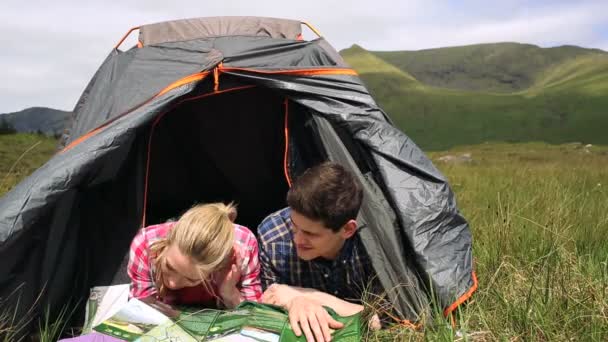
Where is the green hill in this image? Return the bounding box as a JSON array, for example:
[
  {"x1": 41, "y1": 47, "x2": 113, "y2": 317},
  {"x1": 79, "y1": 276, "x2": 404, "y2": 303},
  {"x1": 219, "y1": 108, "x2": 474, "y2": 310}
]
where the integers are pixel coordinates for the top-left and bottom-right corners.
[
  {"x1": 340, "y1": 43, "x2": 608, "y2": 150},
  {"x1": 370, "y1": 42, "x2": 606, "y2": 92}
]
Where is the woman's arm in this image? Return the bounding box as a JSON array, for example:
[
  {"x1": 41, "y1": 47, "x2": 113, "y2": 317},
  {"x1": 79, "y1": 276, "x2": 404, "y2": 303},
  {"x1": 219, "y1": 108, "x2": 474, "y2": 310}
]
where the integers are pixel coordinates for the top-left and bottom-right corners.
[
  {"x1": 238, "y1": 238, "x2": 263, "y2": 301},
  {"x1": 127, "y1": 231, "x2": 157, "y2": 299},
  {"x1": 218, "y1": 228, "x2": 263, "y2": 307}
]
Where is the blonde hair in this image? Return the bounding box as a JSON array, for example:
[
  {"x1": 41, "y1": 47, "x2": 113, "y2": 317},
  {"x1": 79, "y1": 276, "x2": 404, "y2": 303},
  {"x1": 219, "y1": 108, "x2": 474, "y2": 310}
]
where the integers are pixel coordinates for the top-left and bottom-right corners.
[{"x1": 150, "y1": 202, "x2": 237, "y2": 297}]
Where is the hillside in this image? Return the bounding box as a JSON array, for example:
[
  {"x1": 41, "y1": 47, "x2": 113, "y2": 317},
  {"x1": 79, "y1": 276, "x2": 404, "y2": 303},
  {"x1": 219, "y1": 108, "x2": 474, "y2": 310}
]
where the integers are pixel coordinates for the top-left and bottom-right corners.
[
  {"x1": 340, "y1": 43, "x2": 608, "y2": 150},
  {"x1": 0, "y1": 107, "x2": 71, "y2": 137},
  {"x1": 370, "y1": 42, "x2": 606, "y2": 92}
]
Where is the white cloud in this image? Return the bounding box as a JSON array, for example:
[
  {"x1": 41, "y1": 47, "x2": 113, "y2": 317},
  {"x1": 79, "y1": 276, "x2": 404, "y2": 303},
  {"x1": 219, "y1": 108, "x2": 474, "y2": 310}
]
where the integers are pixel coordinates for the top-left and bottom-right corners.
[{"x1": 357, "y1": 1, "x2": 608, "y2": 50}]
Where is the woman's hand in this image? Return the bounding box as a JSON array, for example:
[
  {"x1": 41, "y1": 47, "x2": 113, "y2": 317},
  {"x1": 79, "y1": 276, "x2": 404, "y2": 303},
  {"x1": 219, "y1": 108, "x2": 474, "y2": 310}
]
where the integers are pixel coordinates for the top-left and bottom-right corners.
[{"x1": 218, "y1": 255, "x2": 243, "y2": 308}]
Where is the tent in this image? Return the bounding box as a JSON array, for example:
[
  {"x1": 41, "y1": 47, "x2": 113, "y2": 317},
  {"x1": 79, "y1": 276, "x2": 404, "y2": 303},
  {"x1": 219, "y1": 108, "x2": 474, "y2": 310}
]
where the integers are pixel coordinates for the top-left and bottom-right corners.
[{"x1": 0, "y1": 17, "x2": 476, "y2": 331}]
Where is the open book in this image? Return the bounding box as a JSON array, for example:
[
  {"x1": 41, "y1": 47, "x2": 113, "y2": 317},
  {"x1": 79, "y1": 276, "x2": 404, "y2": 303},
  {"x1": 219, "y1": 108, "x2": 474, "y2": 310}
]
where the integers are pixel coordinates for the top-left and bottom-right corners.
[{"x1": 92, "y1": 297, "x2": 362, "y2": 341}]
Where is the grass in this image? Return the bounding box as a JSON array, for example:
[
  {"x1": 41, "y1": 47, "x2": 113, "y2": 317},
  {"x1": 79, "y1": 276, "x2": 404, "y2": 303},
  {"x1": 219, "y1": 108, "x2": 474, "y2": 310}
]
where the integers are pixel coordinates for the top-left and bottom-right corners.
[
  {"x1": 365, "y1": 142, "x2": 608, "y2": 341},
  {"x1": 1, "y1": 135, "x2": 607, "y2": 340},
  {"x1": 36, "y1": 303, "x2": 79, "y2": 342},
  {"x1": 0, "y1": 292, "x2": 33, "y2": 342},
  {"x1": 0, "y1": 133, "x2": 58, "y2": 196}
]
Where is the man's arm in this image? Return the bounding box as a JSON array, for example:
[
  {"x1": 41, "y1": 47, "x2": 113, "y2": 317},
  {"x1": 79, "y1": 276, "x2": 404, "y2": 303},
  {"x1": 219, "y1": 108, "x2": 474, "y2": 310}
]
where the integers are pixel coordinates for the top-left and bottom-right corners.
[
  {"x1": 262, "y1": 284, "x2": 381, "y2": 341},
  {"x1": 262, "y1": 284, "x2": 360, "y2": 342},
  {"x1": 262, "y1": 284, "x2": 363, "y2": 316}
]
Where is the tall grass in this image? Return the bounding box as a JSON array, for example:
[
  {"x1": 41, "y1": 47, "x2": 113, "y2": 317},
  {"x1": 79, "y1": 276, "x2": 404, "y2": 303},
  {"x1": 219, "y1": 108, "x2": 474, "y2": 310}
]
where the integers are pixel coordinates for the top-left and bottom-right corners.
[
  {"x1": 37, "y1": 303, "x2": 79, "y2": 342},
  {"x1": 0, "y1": 285, "x2": 44, "y2": 342},
  {"x1": 428, "y1": 143, "x2": 607, "y2": 340},
  {"x1": 364, "y1": 143, "x2": 608, "y2": 341},
  {"x1": 0, "y1": 134, "x2": 57, "y2": 196}
]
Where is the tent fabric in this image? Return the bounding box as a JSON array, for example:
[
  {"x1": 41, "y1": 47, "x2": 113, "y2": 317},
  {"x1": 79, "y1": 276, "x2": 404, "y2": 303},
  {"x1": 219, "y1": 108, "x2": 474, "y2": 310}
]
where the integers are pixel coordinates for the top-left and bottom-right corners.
[
  {"x1": 312, "y1": 114, "x2": 430, "y2": 319},
  {"x1": 64, "y1": 37, "x2": 347, "y2": 146},
  {"x1": 139, "y1": 17, "x2": 302, "y2": 46},
  {"x1": 0, "y1": 17, "x2": 475, "y2": 332}
]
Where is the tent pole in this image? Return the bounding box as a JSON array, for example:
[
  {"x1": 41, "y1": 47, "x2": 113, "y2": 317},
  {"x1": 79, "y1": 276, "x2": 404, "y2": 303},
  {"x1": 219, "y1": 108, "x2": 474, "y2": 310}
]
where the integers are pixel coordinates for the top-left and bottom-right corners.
[{"x1": 114, "y1": 26, "x2": 141, "y2": 50}]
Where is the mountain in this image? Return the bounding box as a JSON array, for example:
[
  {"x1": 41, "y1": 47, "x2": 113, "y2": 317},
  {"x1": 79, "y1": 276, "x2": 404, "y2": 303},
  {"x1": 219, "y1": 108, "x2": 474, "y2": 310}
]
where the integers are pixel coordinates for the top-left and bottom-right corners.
[
  {"x1": 0, "y1": 107, "x2": 71, "y2": 137},
  {"x1": 340, "y1": 43, "x2": 608, "y2": 150},
  {"x1": 371, "y1": 42, "x2": 606, "y2": 92}
]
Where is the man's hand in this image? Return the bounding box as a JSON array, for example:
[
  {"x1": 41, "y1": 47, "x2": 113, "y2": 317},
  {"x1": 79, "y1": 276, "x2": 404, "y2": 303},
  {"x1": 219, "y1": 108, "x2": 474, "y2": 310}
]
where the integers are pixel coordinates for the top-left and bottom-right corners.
[
  {"x1": 285, "y1": 296, "x2": 344, "y2": 342},
  {"x1": 369, "y1": 313, "x2": 381, "y2": 331},
  {"x1": 261, "y1": 284, "x2": 301, "y2": 307}
]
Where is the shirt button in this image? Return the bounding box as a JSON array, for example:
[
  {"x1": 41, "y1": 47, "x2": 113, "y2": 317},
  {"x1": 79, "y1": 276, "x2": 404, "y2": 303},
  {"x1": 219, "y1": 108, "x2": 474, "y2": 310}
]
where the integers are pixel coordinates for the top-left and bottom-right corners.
[{"x1": 324, "y1": 273, "x2": 329, "y2": 278}]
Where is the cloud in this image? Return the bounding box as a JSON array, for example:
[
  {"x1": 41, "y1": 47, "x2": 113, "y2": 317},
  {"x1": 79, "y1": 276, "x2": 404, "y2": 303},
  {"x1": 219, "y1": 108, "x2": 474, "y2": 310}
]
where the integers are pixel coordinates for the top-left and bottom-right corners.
[
  {"x1": 357, "y1": 1, "x2": 608, "y2": 50},
  {"x1": 1, "y1": 0, "x2": 607, "y2": 112}
]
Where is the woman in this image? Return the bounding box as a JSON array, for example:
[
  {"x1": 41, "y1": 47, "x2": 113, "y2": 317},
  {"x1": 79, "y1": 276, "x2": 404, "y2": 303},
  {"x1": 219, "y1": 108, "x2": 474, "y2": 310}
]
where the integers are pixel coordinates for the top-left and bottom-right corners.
[{"x1": 127, "y1": 202, "x2": 261, "y2": 310}]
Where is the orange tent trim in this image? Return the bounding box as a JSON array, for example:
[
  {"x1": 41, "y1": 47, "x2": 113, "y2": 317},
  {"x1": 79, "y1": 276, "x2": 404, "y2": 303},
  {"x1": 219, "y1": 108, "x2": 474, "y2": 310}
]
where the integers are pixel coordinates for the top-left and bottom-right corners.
[
  {"x1": 283, "y1": 99, "x2": 292, "y2": 187},
  {"x1": 61, "y1": 72, "x2": 210, "y2": 153},
  {"x1": 443, "y1": 271, "x2": 478, "y2": 317},
  {"x1": 219, "y1": 65, "x2": 358, "y2": 76},
  {"x1": 62, "y1": 66, "x2": 356, "y2": 153}
]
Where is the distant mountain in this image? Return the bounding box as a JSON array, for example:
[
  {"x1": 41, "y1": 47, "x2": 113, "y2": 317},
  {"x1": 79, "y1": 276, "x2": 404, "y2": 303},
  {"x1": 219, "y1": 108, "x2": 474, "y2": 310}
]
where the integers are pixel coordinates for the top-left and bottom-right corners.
[
  {"x1": 369, "y1": 43, "x2": 606, "y2": 92},
  {"x1": 0, "y1": 107, "x2": 71, "y2": 136},
  {"x1": 340, "y1": 42, "x2": 608, "y2": 150}
]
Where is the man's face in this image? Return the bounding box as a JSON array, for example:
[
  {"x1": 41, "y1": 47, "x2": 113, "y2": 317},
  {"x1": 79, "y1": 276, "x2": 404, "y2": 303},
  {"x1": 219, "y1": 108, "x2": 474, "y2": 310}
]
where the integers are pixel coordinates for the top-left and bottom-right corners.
[{"x1": 290, "y1": 210, "x2": 354, "y2": 261}]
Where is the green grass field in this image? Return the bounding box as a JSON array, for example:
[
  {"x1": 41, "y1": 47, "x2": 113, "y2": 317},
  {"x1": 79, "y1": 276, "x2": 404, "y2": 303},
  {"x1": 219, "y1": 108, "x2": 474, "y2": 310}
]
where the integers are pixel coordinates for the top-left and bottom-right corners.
[
  {"x1": 1, "y1": 134, "x2": 607, "y2": 340},
  {"x1": 366, "y1": 142, "x2": 608, "y2": 341},
  {"x1": 0, "y1": 134, "x2": 58, "y2": 196}
]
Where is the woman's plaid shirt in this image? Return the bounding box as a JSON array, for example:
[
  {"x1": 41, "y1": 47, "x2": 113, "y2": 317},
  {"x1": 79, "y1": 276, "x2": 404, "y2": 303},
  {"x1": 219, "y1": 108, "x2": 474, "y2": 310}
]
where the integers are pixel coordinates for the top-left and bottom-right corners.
[
  {"x1": 257, "y1": 208, "x2": 378, "y2": 303},
  {"x1": 127, "y1": 222, "x2": 262, "y2": 304}
]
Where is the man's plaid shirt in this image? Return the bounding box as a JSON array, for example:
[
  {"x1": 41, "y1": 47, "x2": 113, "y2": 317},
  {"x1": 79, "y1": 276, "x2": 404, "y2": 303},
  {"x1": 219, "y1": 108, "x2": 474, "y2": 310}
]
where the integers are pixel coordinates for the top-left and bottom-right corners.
[{"x1": 258, "y1": 207, "x2": 378, "y2": 303}]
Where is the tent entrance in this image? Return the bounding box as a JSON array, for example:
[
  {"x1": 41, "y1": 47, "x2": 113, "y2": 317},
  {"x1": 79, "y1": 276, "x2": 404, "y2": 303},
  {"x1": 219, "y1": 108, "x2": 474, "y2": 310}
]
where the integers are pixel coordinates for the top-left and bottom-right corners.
[{"x1": 144, "y1": 86, "x2": 292, "y2": 231}]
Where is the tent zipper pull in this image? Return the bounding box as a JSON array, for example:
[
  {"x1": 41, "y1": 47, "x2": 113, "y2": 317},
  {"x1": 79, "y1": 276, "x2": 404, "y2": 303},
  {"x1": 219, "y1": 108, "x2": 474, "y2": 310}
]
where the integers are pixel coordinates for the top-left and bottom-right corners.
[{"x1": 213, "y1": 63, "x2": 223, "y2": 92}]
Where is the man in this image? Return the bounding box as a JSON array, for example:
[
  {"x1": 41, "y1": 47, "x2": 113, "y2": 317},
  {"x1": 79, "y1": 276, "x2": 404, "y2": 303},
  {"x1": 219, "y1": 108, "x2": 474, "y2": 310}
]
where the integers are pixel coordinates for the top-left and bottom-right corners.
[{"x1": 258, "y1": 162, "x2": 381, "y2": 342}]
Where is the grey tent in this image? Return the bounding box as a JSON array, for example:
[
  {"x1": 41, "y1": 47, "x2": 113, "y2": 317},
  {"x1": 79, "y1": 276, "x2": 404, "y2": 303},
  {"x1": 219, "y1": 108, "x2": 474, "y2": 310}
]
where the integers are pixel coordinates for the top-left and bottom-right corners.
[{"x1": 0, "y1": 17, "x2": 476, "y2": 331}]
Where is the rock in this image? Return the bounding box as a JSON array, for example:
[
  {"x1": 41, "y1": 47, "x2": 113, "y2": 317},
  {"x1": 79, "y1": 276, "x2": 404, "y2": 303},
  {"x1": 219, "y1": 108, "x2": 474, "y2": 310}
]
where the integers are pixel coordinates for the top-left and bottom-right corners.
[
  {"x1": 566, "y1": 142, "x2": 583, "y2": 149},
  {"x1": 438, "y1": 153, "x2": 473, "y2": 163}
]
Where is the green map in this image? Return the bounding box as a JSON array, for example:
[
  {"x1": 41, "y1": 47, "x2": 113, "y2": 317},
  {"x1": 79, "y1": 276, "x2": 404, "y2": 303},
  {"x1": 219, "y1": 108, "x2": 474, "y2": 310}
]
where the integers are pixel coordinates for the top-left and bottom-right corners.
[{"x1": 94, "y1": 300, "x2": 361, "y2": 341}]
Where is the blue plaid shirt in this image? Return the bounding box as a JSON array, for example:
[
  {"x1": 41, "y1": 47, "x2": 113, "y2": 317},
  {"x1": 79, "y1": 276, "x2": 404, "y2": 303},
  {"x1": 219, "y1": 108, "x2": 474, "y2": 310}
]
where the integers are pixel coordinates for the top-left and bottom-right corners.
[{"x1": 258, "y1": 208, "x2": 377, "y2": 303}]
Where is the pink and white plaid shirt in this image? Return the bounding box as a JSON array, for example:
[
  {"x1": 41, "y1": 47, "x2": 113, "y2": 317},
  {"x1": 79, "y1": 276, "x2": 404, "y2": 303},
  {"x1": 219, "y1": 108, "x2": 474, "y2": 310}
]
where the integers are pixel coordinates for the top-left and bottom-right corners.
[{"x1": 127, "y1": 222, "x2": 262, "y2": 305}]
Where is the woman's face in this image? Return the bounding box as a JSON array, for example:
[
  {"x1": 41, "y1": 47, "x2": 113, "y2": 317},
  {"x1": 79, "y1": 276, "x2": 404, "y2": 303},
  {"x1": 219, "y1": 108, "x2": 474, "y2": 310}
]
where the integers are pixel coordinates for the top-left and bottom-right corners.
[{"x1": 161, "y1": 244, "x2": 204, "y2": 290}]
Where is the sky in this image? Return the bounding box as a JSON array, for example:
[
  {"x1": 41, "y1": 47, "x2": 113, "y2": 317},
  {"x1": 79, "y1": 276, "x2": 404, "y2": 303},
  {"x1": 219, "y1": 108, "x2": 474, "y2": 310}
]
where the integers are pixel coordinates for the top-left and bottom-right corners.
[{"x1": 1, "y1": 0, "x2": 607, "y2": 113}]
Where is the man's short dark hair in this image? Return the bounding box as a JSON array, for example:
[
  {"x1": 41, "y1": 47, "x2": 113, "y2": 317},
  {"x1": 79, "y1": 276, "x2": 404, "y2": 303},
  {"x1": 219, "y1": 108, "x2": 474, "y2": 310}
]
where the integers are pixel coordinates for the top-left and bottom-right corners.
[{"x1": 287, "y1": 162, "x2": 363, "y2": 232}]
